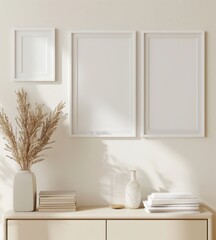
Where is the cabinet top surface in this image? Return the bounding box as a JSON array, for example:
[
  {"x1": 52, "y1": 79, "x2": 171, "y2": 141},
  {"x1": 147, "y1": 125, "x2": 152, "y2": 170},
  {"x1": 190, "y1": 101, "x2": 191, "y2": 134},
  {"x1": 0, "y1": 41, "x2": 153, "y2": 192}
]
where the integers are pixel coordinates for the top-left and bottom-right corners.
[{"x1": 4, "y1": 207, "x2": 212, "y2": 220}]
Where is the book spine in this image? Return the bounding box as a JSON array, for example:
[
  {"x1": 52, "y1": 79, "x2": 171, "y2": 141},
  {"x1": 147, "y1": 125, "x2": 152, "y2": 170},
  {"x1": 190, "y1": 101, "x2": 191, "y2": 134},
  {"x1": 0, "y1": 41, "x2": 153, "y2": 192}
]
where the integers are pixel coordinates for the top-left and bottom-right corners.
[
  {"x1": 150, "y1": 192, "x2": 195, "y2": 199},
  {"x1": 148, "y1": 196, "x2": 199, "y2": 205}
]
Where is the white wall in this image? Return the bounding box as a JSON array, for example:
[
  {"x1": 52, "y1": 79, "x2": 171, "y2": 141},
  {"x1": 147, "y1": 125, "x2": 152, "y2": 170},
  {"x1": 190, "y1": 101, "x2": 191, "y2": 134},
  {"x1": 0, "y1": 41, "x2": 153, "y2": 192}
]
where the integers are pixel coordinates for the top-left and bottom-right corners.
[{"x1": 0, "y1": 0, "x2": 216, "y2": 238}]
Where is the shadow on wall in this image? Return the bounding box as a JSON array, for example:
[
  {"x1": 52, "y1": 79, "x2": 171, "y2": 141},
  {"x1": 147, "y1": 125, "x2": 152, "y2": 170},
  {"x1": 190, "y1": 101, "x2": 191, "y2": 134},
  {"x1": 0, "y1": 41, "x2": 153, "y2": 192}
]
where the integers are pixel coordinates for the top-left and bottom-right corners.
[
  {"x1": 16, "y1": 87, "x2": 174, "y2": 208},
  {"x1": 0, "y1": 155, "x2": 16, "y2": 217},
  {"x1": 32, "y1": 121, "x2": 174, "y2": 207},
  {"x1": 22, "y1": 88, "x2": 110, "y2": 206},
  {"x1": 0, "y1": 156, "x2": 15, "y2": 188},
  {"x1": 33, "y1": 125, "x2": 111, "y2": 206},
  {"x1": 106, "y1": 153, "x2": 173, "y2": 205},
  {"x1": 29, "y1": 99, "x2": 174, "y2": 207}
]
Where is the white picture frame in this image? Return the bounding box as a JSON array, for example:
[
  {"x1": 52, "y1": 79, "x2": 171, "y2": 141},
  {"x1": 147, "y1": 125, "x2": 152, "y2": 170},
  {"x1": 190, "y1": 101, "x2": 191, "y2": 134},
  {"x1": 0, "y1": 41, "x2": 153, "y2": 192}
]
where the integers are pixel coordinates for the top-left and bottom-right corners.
[
  {"x1": 141, "y1": 31, "x2": 205, "y2": 137},
  {"x1": 70, "y1": 31, "x2": 136, "y2": 137},
  {"x1": 13, "y1": 28, "x2": 55, "y2": 81}
]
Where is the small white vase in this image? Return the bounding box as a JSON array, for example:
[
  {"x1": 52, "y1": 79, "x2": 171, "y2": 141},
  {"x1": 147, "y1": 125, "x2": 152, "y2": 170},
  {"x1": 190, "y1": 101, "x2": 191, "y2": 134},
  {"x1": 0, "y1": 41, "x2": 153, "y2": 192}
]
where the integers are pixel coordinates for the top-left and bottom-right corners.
[
  {"x1": 13, "y1": 170, "x2": 36, "y2": 212},
  {"x1": 125, "y1": 170, "x2": 141, "y2": 209}
]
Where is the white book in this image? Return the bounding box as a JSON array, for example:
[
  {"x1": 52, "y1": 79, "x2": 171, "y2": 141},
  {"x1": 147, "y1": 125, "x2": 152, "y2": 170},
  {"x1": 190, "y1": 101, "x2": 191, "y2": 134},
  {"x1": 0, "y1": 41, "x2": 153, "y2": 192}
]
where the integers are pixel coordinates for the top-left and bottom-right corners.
[
  {"x1": 144, "y1": 201, "x2": 199, "y2": 211},
  {"x1": 150, "y1": 192, "x2": 196, "y2": 199},
  {"x1": 145, "y1": 208, "x2": 200, "y2": 214},
  {"x1": 148, "y1": 196, "x2": 199, "y2": 206},
  {"x1": 144, "y1": 203, "x2": 199, "y2": 208}
]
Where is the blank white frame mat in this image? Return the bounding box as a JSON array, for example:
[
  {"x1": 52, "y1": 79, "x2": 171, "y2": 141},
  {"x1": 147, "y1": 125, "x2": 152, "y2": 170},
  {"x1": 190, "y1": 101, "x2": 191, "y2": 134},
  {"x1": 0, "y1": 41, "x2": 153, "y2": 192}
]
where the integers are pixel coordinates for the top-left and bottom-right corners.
[
  {"x1": 141, "y1": 31, "x2": 205, "y2": 137},
  {"x1": 70, "y1": 31, "x2": 136, "y2": 137},
  {"x1": 13, "y1": 28, "x2": 55, "y2": 81}
]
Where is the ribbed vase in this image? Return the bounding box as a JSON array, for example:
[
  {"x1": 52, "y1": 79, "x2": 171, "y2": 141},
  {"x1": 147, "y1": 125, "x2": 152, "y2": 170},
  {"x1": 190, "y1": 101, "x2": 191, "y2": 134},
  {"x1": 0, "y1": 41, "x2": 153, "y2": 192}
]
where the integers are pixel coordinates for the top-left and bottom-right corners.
[{"x1": 125, "y1": 170, "x2": 141, "y2": 209}]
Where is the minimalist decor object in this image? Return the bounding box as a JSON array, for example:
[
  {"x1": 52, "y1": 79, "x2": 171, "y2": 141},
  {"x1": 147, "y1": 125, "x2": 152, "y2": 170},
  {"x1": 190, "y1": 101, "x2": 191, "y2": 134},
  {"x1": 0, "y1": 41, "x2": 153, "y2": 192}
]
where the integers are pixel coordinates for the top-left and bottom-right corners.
[
  {"x1": 13, "y1": 170, "x2": 36, "y2": 212},
  {"x1": 125, "y1": 170, "x2": 141, "y2": 209},
  {"x1": 70, "y1": 31, "x2": 136, "y2": 137},
  {"x1": 13, "y1": 28, "x2": 55, "y2": 81},
  {"x1": 141, "y1": 32, "x2": 205, "y2": 137},
  {"x1": 0, "y1": 89, "x2": 64, "y2": 211}
]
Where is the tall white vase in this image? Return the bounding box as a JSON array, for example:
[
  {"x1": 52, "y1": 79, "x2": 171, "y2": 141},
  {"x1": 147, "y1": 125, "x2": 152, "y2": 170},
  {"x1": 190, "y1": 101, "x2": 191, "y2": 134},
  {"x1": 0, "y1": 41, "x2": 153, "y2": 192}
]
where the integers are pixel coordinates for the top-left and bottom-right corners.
[
  {"x1": 125, "y1": 170, "x2": 141, "y2": 209},
  {"x1": 13, "y1": 170, "x2": 36, "y2": 212}
]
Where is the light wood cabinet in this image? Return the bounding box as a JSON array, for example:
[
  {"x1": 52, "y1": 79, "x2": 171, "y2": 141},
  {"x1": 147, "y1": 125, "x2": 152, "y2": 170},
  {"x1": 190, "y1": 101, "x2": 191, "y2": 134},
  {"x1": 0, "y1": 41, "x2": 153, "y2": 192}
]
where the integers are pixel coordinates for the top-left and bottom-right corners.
[{"x1": 4, "y1": 207, "x2": 212, "y2": 240}]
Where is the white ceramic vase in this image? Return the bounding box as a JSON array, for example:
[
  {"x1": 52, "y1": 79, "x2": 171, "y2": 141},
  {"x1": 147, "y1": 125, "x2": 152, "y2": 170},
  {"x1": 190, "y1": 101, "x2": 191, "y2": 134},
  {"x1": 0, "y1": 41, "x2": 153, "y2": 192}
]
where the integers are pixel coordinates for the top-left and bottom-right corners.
[
  {"x1": 13, "y1": 170, "x2": 36, "y2": 212},
  {"x1": 125, "y1": 170, "x2": 141, "y2": 209}
]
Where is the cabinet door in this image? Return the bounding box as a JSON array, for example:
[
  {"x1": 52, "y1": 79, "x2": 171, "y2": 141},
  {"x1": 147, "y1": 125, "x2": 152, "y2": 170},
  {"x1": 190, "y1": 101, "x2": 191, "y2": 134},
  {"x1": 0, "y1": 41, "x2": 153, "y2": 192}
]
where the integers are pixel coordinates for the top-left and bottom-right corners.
[
  {"x1": 107, "y1": 220, "x2": 207, "y2": 240},
  {"x1": 8, "y1": 220, "x2": 105, "y2": 240}
]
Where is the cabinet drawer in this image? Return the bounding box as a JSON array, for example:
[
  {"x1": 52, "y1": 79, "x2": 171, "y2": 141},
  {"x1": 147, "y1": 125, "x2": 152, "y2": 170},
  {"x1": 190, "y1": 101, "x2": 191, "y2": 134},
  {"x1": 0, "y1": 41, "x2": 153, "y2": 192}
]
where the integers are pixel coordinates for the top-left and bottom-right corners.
[
  {"x1": 8, "y1": 220, "x2": 106, "y2": 240},
  {"x1": 107, "y1": 220, "x2": 207, "y2": 240}
]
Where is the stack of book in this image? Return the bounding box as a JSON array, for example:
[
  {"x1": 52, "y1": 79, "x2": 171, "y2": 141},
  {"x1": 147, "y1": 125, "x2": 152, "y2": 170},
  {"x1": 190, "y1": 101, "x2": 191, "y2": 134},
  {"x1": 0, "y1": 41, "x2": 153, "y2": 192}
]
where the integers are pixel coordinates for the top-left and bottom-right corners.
[
  {"x1": 38, "y1": 191, "x2": 76, "y2": 212},
  {"x1": 143, "y1": 192, "x2": 199, "y2": 213}
]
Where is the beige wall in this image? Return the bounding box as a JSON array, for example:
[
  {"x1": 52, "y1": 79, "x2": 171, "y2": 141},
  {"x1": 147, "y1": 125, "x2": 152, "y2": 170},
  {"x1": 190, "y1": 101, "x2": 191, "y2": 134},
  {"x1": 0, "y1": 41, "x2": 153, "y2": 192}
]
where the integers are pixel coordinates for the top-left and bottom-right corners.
[{"x1": 0, "y1": 0, "x2": 216, "y2": 239}]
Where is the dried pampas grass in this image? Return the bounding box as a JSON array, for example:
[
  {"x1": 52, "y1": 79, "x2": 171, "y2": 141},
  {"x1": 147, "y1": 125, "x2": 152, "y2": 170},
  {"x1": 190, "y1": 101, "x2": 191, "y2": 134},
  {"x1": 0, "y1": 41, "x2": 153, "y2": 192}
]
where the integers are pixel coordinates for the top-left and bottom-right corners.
[{"x1": 0, "y1": 89, "x2": 65, "y2": 170}]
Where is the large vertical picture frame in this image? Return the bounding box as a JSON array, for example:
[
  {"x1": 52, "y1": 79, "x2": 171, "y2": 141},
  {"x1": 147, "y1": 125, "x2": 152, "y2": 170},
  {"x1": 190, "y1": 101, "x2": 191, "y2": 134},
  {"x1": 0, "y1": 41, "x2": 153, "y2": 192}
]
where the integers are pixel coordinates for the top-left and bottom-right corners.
[
  {"x1": 70, "y1": 32, "x2": 136, "y2": 137},
  {"x1": 13, "y1": 28, "x2": 55, "y2": 81},
  {"x1": 141, "y1": 32, "x2": 205, "y2": 137}
]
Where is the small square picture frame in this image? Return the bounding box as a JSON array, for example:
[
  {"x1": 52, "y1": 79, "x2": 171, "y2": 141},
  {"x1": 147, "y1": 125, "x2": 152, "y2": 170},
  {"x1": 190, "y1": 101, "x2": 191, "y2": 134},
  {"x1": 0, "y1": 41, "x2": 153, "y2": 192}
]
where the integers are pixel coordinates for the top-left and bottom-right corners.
[{"x1": 13, "y1": 28, "x2": 55, "y2": 82}]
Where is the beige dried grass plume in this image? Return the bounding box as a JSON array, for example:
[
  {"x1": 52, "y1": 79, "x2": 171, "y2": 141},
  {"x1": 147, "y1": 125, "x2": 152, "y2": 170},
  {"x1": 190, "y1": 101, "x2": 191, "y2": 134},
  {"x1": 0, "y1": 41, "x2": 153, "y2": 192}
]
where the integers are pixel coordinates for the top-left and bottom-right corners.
[{"x1": 0, "y1": 89, "x2": 65, "y2": 170}]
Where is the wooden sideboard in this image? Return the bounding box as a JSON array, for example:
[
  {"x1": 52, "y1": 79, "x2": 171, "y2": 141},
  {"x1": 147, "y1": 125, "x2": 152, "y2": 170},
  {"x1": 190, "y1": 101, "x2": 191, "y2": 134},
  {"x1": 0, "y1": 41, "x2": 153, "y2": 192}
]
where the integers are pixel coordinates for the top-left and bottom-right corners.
[{"x1": 3, "y1": 207, "x2": 212, "y2": 240}]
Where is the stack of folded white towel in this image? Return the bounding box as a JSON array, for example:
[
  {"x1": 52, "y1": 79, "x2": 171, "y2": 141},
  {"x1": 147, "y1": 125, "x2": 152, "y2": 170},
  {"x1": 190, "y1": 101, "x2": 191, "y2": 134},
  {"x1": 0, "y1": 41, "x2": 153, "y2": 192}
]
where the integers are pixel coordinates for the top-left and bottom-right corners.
[{"x1": 143, "y1": 192, "x2": 199, "y2": 213}]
